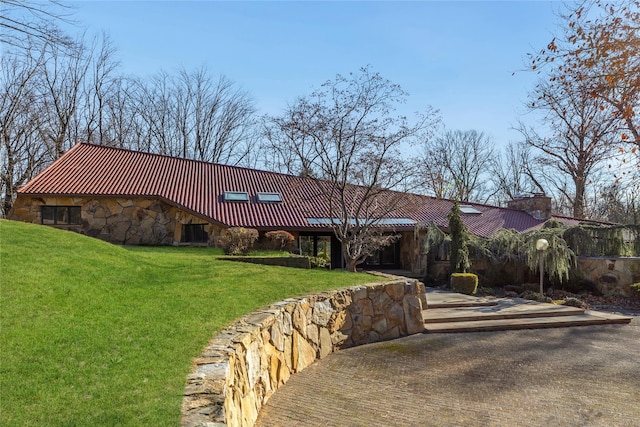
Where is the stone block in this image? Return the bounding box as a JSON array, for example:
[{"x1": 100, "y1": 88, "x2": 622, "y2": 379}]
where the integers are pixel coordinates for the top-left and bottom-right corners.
[
  {"x1": 366, "y1": 330, "x2": 381, "y2": 344},
  {"x1": 361, "y1": 315, "x2": 373, "y2": 330},
  {"x1": 108, "y1": 217, "x2": 131, "y2": 243},
  {"x1": 331, "y1": 290, "x2": 353, "y2": 309},
  {"x1": 265, "y1": 344, "x2": 290, "y2": 389},
  {"x1": 371, "y1": 289, "x2": 393, "y2": 313},
  {"x1": 246, "y1": 340, "x2": 261, "y2": 389},
  {"x1": 327, "y1": 309, "x2": 347, "y2": 333},
  {"x1": 355, "y1": 297, "x2": 374, "y2": 317},
  {"x1": 385, "y1": 302, "x2": 405, "y2": 328},
  {"x1": 372, "y1": 315, "x2": 388, "y2": 335},
  {"x1": 311, "y1": 300, "x2": 333, "y2": 326},
  {"x1": 318, "y1": 327, "x2": 332, "y2": 359},
  {"x1": 104, "y1": 198, "x2": 123, "y2": 215},
  {"x1": 352, "y1": 286, "x2": 368, "y2": 301},
  {"x1": 149, "y1": 201, "x2": 165, "y2": 213},
  {"x1": 240, "y1": 394, "x2": 258, "y2": 427},
  {"x1": 350, "y1": 325, "x2": 367, "y2": 346},
  {"x1": 283, "y1": 334, "x2": 293, "y2": 372},
  {"x1": 342, "y1": 310, "x2": 353, "y2": 331},
  {"x1": 382, "y1": 326, "x2": 401, "y2": 341},
  {"x1": 292, "y1": 301, "x2": 309, "y2": 336},
  {"x1": 385, "y1": 282, "x2": 406, "y2": 301},
  {"x1": 330, "y1": 330, "x2": 349, "y2": 347},
  {"x1": 270, "y1": 318, "x2": 285, "y2": 352},
  {"x1": 117, "y1": 198, "x2": 135, "y2": 208},
  {"x1": 244, "y1": 311, "x2": 276, "y2": 329},
  {"x1": 306, "y1": 324, "x2": 319, "y2": 345},
  {"x1": 157, "y1": 211, "x2": 171, "y2": 225},
  {"x1": 292, "y1": 329, "x2": 316, "y2": 372},
  {"x1": 403, "y1": 295, "x2": 425, "y2": 335}
]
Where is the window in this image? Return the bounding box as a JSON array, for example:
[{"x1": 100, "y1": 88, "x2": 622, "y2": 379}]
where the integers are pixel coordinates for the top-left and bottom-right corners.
[
  {"x1": 364, "y1": 239, "x2": 399, "y2": 267},
  {"x1": 256, "y1": 192, "x2": 282, "y2": 203},
  {"x1": 181, "y1": 224, "x2": 208, "y2": 243},
  {"x1": 41, "y1": 206, "x2": 81, "y2": 225},
  {"x1": 224, "y1": 191, "x2": 249, "y2": 202}
]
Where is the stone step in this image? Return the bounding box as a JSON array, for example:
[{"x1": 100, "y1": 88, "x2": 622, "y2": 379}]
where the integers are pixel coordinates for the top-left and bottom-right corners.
[
  {"x1": 425, "y1": 288, "x2": 499, "y2": 309},
  {"x1": 423, "y1": 299, "x2": 585, "y2": 324},
  {"x1": 426, "y1": 300, "x2": 499, "y2": 309},
  {"x1": 424, "y1": 311, "x2": 632, "y2": 333}
]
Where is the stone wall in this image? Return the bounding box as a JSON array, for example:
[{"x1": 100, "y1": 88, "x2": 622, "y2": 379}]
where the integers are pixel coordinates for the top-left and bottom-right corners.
[
  {"x1": 577, "y1": 256, "x2": 640, "y2": 297},
  {"x1": 9, "y1": 196, "x2": 221, "y2": 246},
  {"x1": 181, "y1": 278, "x2": 426, "y2": 427}
]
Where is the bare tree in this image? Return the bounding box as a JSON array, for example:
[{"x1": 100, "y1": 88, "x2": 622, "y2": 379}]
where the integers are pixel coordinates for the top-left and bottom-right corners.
[
  {"x1": 263, "y1": 66, "x2": 440, "y2": 271},
  {"x1": 519, "y1": 73, "x2": 619, "y2": 218},
  {"x1": 260, "y1": 107, "x2": 322, "y2": 176},
  {"x1": 74, "y1": 33, "x2": 121, "y2": 146},
  {"x1": 588, "y1": 175, "x2": 640, "y2": 224},
  {"x1": 420, "y1": 129, "x2": 494, "y2": 203},
  {"x1": 489, "y1": 141, "x2": 546, "y2": 206},
  {"x1": 0, "y1": 0, "x2": 74, "y2": 49},
  {"x1": 0, "y1": 51, "x2": 48, "y2": 215},
  {"x1": 36, "y1": 39, "x2": 91, "y2": 159},
  {"x1": 131, "y1": 68, "x2": 257, "y2": 164}
]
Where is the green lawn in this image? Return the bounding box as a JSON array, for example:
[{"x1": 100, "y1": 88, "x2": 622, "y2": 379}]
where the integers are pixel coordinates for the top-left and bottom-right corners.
[{"x1": 0, "y1": 220, "x2": 377, "y2": 426}]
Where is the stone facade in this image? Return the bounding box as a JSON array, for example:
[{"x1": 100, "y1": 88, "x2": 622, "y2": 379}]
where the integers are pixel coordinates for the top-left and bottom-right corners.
[
  {"x1": 181, "y1": 278, "x2": 426, "y2": 427},
  {"x1": 577, "y1": 257, "x2": 640, "y2": 297},
  {"x1": 399, "y1": 230, "x2": 426, "y2": 276},
  {"x1": 9, "y1": 196, "x2": 221, "y2": 246}
]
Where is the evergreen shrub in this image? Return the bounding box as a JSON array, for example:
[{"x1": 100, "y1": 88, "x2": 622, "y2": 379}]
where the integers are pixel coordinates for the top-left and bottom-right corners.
[{"x1": 450, "y1": 273, "x2": 478, "y2": 295}]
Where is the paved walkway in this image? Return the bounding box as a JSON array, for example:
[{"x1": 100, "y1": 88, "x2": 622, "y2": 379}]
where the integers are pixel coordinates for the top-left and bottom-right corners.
[{"x1": 255, "y1": 316, "x2": 640, "y2": 426}]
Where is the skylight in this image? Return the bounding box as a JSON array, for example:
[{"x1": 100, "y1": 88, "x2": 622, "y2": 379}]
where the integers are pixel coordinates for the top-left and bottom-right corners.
[
  {"x1": 256, "y1": 192, "x2": 283, "y2": 203},
  {"x1": 224, "y1": 191, "x2": 249, "y2": 202},
  {"x1": 459, "y1": 205, "x2": 482, "y2": 214}
]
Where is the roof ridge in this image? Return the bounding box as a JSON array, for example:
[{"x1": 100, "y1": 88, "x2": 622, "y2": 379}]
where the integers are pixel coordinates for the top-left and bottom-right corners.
[{"x1": 75, "y1": 142, "x2": 306, "y2": 181}]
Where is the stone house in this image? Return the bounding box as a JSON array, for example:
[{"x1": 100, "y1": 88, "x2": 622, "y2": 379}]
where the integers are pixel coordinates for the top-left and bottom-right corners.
[{"x1": 9, "y1": 143, "x2": 591, "y2": 273}]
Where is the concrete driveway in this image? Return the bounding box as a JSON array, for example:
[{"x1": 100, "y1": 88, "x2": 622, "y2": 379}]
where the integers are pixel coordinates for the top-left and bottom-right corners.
[{"x1": 255, "y1": 317, "x2": 640, "y2": 427}]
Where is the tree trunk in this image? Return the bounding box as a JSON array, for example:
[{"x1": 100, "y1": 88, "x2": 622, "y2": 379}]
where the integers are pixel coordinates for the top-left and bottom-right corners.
[{"x1": 345, "y1": 257, "x2": 359, "y2": 272}]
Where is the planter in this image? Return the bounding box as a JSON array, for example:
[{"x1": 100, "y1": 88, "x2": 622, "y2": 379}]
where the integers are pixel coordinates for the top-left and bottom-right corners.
[{"x1": 450, "y1": 273, "x2": 478, "y2": 295}]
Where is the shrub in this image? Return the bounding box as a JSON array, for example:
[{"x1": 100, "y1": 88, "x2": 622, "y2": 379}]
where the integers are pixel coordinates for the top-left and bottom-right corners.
[
  {"x1": 309, "y1": 256, "x2": 330, "y2": 269},
  {"x1": 265, "y1": 230, "x2": 295, "y2": 251},
  {"x1": 521, "y1": 290, "x2": 553, "y2": 303},
  {"x1": 450, "y1": 273, "x2": 478, "y2": 295},
  {"x1": 632, "y1": 283, "x2": 640, "y2": 297},
  {"x1": 562, "y1": 297, "x2": 587, "y2": 309},
  {"x1": 216, "y1": 227, "x2": 259, "y2": 255}
]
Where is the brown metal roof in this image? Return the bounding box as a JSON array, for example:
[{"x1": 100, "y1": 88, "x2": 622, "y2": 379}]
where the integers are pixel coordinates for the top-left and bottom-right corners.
[{"x1": 17, "y1": 143, "x2": 579, "y2": 236}]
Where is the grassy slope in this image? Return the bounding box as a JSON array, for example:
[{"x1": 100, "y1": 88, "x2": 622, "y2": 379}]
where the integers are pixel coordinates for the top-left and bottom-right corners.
[{"x1": 0, "y1": 220, "x2": 377, "y2": 426}]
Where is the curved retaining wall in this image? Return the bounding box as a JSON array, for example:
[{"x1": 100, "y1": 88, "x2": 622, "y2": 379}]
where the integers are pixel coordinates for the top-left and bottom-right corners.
[{"x1": 181, "y1": 278, "x2": 426, "y2": 427}]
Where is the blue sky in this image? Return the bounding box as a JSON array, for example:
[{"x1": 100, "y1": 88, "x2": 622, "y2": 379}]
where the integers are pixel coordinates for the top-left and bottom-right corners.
[{"x1": 66, "y1": 1, "x2": 565, "y2": 147}]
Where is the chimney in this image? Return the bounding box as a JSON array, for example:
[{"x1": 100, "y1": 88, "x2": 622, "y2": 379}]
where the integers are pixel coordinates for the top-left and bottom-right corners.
[{"x1": 507, "y1": 193, "x2": 552, "y2": 220}]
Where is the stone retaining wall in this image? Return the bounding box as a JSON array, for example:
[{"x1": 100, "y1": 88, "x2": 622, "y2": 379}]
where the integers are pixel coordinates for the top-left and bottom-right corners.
[
  {"x1": 181, "y1": 278, "x2": 426, "y2": 427},
  {"x1": 577, "y1": 256, "x2": 640, "y2": 297}
]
